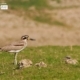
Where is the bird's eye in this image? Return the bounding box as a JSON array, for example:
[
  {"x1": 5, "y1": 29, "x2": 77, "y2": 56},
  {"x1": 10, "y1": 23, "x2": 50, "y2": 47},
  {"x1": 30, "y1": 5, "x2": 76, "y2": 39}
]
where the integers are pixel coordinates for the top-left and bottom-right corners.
[{"x1": 23, "y1": 37, "x2": 26, "y2": 39}]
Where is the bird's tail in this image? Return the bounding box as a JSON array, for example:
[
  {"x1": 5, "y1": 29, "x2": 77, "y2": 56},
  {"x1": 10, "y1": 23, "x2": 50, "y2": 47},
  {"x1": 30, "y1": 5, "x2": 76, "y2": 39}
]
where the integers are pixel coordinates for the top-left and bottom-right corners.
[{"x1": 0, "y1": 48, "x2": 1, "y2": 51}]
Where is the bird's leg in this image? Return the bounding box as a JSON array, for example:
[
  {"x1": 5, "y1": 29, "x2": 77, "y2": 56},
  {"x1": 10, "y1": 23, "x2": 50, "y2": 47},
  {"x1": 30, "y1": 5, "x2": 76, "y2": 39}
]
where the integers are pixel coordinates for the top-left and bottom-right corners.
[{"x1": 14, "y1": 52, "x2": 18, "y2": 65}]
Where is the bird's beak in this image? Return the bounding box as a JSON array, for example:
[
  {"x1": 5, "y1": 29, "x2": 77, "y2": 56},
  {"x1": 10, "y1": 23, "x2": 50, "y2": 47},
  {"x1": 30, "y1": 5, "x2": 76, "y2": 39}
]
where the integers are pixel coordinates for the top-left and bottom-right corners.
[{"x1": 29, "y1": 38, "x2": 35, "y2": 41}]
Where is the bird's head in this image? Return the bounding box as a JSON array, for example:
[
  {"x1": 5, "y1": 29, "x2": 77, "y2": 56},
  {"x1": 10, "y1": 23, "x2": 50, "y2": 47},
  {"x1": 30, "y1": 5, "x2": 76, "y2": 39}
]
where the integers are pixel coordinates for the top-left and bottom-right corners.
[
  {"x1": 65, "y1": 56, "x2": 71, "y2": 59},
  {"x1": 21, "y1": 35, "x2": 35, "y2": 41}
]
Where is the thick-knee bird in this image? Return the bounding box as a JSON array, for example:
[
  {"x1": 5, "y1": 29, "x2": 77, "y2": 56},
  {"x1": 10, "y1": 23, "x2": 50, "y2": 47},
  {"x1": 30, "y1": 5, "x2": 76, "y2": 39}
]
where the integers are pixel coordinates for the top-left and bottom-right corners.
[{"x1": 0, "y1": 35, "x2": 35, "y2": 65}]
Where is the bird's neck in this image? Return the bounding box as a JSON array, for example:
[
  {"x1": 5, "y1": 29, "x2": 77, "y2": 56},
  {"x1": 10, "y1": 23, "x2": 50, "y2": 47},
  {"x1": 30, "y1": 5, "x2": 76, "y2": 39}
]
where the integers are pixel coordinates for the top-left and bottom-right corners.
[{"x1": 23, "y1": 39, "x2": 28, "y2": 45}]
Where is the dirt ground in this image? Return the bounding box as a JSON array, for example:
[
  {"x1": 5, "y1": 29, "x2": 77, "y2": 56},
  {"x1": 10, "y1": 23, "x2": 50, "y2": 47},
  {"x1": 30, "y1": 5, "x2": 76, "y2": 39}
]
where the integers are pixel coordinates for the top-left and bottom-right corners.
[{"x1": 0, "y1": 7, "x2": 80, "y2": 47}]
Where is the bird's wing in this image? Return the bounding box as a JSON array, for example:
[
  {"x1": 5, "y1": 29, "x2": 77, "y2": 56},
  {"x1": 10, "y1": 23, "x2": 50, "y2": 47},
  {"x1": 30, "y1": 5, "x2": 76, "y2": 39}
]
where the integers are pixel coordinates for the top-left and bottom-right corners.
[
  {"x1": 0, "y1": 41, "x2": 25, "y2": 52},
  {"x1": 11, "y1": 41, "x2": 25, "y2": 46},
  {"x1": 1, "y1": 45, "x2": 24, "y2": 52}
]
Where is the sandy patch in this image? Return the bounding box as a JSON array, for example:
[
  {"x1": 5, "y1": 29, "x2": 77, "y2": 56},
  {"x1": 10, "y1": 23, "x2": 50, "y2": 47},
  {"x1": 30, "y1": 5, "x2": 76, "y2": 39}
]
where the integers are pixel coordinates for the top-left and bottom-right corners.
[{"x1": 0, "y1": 9, "x2": 80, "y2": 47}]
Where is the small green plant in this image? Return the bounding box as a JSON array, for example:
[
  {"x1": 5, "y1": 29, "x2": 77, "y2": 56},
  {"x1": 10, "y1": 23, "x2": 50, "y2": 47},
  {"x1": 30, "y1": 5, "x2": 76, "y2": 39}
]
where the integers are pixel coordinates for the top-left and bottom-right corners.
[
  {"x1": 34, "y1": 16, "x2": 51, "y2": 23},
  {"x1": 53, "y1": 20, "x2": 66, "y2": 26},
  {"x1": 56, "y1": 0, "x2": 61, "y2": 3},
  {"x1": 34, "y1": 16, "x2": 66, "y2": 27}
]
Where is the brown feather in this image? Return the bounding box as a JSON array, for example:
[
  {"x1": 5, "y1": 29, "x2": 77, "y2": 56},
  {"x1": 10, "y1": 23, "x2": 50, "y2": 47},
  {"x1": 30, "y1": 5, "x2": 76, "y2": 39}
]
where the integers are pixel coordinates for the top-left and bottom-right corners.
[{"x1": 10, "y1": 41, "x2": 25, "y2": 46}]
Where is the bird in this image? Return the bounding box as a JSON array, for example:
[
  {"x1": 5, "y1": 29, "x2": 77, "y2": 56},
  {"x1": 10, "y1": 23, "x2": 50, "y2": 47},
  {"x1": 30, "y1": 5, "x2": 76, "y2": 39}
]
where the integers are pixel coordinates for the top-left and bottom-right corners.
[
  {"x1": 18, "y1": 59, "x2": 33, "y2": 68},
  {"x1": 64, "y1": 56, "x2": 78, "y2": 65},
  {"x1": 35, "y1": 61, "x2": 47, "y2": 69},
  {"x1": 0, "y1": 35, "x2": 35, "y2": 65}
]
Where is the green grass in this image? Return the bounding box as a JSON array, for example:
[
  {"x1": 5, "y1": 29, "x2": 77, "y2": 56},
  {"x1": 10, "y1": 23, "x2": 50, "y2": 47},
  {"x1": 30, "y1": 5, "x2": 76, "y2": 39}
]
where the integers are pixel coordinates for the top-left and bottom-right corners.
[
  {"x1": 5, "y1": 0, "x2": 80, "y2": 27},
  {"x1": 34, "y1": 16, "x2": 67, "y2": 26},
  {"x1": 7, "y1": 0, "x2": 49, "y2": 10},
  {"x1": 6, "y1": 0, "x2": 80, "y2": 10},
  {"x1": 0, "y1": 46, "x2": 80, "y2": 80}
]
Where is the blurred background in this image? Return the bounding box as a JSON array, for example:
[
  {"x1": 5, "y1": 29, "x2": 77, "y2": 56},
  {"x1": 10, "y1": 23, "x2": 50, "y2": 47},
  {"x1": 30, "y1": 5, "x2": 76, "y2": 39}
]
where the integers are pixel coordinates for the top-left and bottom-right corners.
[{"x1": 0, "y1": 0, "x2": 80, "y2": 46}]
